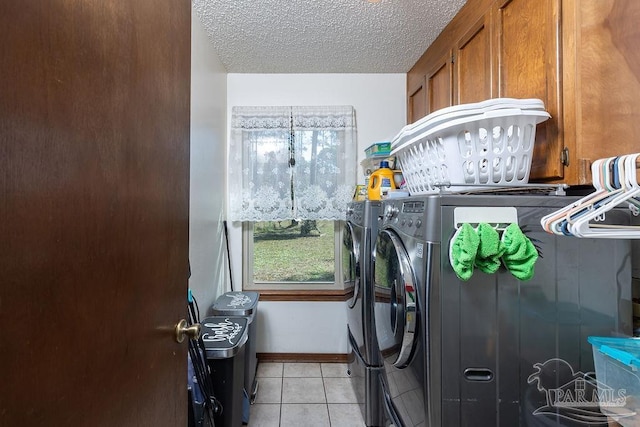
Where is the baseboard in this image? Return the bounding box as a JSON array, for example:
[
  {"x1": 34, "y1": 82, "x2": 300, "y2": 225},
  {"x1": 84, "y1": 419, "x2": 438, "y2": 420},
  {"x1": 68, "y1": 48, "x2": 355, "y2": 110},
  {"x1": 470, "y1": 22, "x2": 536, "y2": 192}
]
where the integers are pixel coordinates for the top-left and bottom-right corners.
[{"x1": 257, "y1": 353, "x2": 349, "y2": 363}]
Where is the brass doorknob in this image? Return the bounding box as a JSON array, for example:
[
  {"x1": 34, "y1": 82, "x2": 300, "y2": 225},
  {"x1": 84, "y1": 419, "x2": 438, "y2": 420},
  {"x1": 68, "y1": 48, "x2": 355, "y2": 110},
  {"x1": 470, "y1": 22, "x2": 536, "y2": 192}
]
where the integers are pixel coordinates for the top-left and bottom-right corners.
[{"x1": 175, "y1": 319, "x2": 201, "y2": 343}]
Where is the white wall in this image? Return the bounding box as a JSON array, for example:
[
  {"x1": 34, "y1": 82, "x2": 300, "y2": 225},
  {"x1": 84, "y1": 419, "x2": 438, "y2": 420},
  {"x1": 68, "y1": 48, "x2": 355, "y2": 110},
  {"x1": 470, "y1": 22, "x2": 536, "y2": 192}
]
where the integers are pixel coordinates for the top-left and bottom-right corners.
[
  {"x1": 189, "y1": 10, "x2": 228, "y2": 317},
  {"x1": 227, "y1": 73, "x2": 406, "y2": 353}
]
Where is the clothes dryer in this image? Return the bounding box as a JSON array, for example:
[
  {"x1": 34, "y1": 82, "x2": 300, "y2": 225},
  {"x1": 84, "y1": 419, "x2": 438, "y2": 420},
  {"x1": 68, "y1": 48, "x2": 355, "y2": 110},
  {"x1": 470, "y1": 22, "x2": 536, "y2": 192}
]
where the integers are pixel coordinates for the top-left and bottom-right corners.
[
  {"x1": 373, "y1": 198, "x2": 429, "y2": 426},
  {"x1": 344, "y1": 200, "x2": 384, "y2": 426},
  {"x1": 373, "y1": 192, "x2": 633, "y2": 427}
]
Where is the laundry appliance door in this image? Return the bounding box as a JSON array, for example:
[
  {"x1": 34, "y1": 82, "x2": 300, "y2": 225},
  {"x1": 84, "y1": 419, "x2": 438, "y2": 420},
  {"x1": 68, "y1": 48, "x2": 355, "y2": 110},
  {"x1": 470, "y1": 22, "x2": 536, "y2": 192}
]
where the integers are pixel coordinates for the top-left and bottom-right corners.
[
  {"x1": 374, "y1": 229, "x2": 425, "y2": 426},
  {"x1": 343, "y1": 221, "x2": 360, "y2": 309},
  {"x1": 344, "y1": 221, "x2": 368, "y2": 361}
]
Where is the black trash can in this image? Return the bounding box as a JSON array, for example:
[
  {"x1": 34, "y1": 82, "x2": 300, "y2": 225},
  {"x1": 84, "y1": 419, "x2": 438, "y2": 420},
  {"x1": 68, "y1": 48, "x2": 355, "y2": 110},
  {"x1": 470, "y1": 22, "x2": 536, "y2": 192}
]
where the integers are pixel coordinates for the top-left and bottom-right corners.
[
  {"x1": 201, "y1": 315, "x2": 249, "y2": 427},
  {"x1": 212, "y1": 291, "x2": 260, "y2": 401}
]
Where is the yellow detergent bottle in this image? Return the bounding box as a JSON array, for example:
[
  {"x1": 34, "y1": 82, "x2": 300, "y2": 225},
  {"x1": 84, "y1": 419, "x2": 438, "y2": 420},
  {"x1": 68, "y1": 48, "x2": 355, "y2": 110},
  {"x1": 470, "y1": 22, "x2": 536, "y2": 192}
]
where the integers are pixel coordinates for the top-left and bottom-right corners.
[{"x1": 367, "y1": 161, "x2": 396, "y2": 200}]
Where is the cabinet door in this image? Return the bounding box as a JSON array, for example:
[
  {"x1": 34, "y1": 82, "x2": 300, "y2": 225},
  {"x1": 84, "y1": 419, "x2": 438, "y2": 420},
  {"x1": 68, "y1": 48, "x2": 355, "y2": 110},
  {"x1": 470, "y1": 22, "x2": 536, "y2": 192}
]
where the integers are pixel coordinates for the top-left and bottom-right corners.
[
  {"x1": 455, "y1": 12, "x2": 493, "y2": 105},
  {"x1": 408, "y1": 76, "x2": 427, "y2": 124},
  {"x1": 563, "y1": 0, "x2": 640, "y2": 184},
  {"x1": 494, "y1": 0, "x2": 563, "y2": 181},
  {"x1": 426, "y1": 50, "x2": 454, "y2": 114}
]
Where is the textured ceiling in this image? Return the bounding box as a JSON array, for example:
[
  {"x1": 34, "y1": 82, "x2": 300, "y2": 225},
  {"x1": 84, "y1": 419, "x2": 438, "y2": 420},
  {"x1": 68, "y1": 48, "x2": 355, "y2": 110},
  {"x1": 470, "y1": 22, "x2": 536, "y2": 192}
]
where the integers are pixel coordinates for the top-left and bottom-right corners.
[{"x1": 192, "y1": 0, "x2": 467, "y2": 73}]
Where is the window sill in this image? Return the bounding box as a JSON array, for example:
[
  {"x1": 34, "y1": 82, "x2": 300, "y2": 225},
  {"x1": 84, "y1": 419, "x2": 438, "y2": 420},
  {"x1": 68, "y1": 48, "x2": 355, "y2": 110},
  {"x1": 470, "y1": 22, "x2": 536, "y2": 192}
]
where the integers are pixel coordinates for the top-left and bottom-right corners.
[{"x1": 255, "y1": 289, "x2": 353, "y2": 302}]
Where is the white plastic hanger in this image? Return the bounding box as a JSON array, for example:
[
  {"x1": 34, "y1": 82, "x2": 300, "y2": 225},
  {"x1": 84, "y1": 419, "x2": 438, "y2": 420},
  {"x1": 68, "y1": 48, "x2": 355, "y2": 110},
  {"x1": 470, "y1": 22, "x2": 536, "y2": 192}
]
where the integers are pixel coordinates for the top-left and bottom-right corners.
[
  {"x1": 564, "y1": 155, "x2": 627, "y2": 236},
  {"x1": 540, "y1": 157, "x2": 616, "y2": 235},
  {"x1": 568, "y1": 154, "x2": 640, "y2": 238},
  {"x1": 540, "y1": 154, "x2": 640, "y2": 237}
]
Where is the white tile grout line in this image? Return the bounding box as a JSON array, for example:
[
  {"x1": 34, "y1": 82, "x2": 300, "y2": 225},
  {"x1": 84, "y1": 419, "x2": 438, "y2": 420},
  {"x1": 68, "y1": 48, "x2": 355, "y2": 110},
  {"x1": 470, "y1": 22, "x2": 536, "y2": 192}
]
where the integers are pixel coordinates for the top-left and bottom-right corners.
[
  {"x1": 322, "y1": 375, "x2": 331, "y2": 426},
  {"x1": 279, "y1": 375, "x2": 284, "y2": 426}
]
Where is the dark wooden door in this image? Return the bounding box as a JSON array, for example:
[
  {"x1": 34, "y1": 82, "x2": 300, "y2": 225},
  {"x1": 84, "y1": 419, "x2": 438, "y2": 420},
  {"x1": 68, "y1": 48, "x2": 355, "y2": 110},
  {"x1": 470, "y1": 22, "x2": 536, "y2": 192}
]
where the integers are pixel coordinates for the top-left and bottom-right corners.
[{"x1": 0, "y1": 1, "x2": 191, "y2": 426}]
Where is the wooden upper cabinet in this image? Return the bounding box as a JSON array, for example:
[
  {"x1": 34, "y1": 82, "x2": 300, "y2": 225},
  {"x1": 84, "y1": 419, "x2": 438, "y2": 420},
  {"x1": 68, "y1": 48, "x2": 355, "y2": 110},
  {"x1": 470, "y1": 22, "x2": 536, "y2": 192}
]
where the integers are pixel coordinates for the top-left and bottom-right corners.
[
  {"x1": 407, "y1": 76, "x2": 427, "y2": 125},
  {"x1": 426, "y1": 51, "x2": 454, "y2": 115},
  {"x1": 562, "y1": 0, "x2": 640, "y2": 184},
  {"x1": 406, "y1": 49, "x2": 430, "y2": 124},
  {"x1": 455, "y1": 12, "x2": 493, "y2": 105},
  {"x1": 406, "y1": 0, "x2": 493, "y2": 124},
  {"x1": 407, "y1": 0, "x2": 640, "y2": 185},
  {"x1": 494, "y1": 0, "x2": 563, "y2": 181},
  {"x1": 406, "y1": 50, "x2": 453, "y2": 124}
]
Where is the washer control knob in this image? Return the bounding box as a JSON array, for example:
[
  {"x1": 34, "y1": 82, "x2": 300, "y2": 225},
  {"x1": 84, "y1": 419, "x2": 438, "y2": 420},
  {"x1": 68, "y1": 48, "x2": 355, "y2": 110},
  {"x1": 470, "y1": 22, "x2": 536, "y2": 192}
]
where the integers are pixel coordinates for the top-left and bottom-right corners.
[
  {"x1": 384, "y1": 204, "x2": 399, "y2": 220},
  {"x1": 415, "y1": 219, "x2": 422, "y2": 228}
]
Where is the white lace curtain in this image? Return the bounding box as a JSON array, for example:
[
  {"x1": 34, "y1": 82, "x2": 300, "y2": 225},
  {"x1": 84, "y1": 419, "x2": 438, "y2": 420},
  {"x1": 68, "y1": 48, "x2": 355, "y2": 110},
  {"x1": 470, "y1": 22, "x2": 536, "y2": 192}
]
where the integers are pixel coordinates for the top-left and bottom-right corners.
[{"x1": 229, "y1": 106, "x2": 357, "y2": 222}]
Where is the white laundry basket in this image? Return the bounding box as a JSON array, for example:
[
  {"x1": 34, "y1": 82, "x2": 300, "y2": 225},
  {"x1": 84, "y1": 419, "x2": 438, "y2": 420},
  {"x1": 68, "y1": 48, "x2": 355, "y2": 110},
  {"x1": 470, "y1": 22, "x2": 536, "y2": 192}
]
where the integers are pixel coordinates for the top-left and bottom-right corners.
[{"x1": 391, "y1": 108, "x2": 550, "y2": 195}]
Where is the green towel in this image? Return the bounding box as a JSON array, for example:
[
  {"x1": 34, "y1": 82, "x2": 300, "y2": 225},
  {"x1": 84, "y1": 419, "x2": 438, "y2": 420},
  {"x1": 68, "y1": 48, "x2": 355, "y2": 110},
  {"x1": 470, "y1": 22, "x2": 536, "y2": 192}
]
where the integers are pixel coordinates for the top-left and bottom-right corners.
[
  {"x1": 501, "y1": 223, "x2": 539, "y2": 281},
  {"x1": 475, "y1": 223, "x2": 505, "y2": 274},
  {"x1": 449, "y1": 223, "x2": 480, "y2": 281}
]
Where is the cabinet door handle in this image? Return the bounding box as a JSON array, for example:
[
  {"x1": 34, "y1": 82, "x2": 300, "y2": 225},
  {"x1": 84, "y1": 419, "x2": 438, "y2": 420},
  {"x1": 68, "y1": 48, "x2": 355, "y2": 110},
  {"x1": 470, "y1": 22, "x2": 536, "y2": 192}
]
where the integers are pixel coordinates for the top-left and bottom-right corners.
[{"x1": 561, "y1": 147, "x2": 570, "y2": 167}]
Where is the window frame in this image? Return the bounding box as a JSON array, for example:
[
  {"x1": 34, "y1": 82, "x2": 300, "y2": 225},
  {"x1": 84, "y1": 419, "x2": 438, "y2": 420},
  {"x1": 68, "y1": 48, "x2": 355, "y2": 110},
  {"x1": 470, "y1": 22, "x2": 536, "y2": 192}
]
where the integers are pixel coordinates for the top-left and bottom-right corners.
[{"x1": 241, "y1": 220, "x2": 346, "y2": 292}]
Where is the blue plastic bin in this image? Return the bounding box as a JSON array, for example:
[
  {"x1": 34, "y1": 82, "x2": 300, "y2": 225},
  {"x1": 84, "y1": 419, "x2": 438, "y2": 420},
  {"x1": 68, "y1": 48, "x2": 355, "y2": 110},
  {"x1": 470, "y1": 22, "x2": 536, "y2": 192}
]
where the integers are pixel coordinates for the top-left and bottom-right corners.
[{"x1": 588, "y1": 336, "x2": 640, "y2": 426}]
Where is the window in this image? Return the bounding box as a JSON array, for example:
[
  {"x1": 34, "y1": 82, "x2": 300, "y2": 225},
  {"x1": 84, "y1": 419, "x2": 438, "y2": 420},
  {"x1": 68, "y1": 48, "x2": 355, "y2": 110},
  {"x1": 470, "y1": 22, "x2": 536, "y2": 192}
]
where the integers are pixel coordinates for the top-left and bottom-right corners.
[
  {"x1": 229, "y1": 106, "x2": 357, "y2": 290},
  {"x1": 244, "y1": 220, "x2": 339, "y2": 287}
]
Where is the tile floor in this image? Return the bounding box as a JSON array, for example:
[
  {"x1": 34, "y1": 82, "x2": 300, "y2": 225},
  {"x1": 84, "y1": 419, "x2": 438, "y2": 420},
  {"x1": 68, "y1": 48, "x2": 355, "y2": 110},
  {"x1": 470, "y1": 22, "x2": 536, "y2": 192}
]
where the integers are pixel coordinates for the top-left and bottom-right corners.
[{"x1": 247, "y1": 362, "x2": 365, "y2": 427}]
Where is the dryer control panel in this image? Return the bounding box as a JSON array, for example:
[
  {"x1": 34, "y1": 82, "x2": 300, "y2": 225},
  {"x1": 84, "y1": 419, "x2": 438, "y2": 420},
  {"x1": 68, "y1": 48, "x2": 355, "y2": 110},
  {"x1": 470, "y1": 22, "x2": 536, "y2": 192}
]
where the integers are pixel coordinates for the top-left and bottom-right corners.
[{"x1": 383, "y1": 199, "x2": 427, "y2": 238}]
